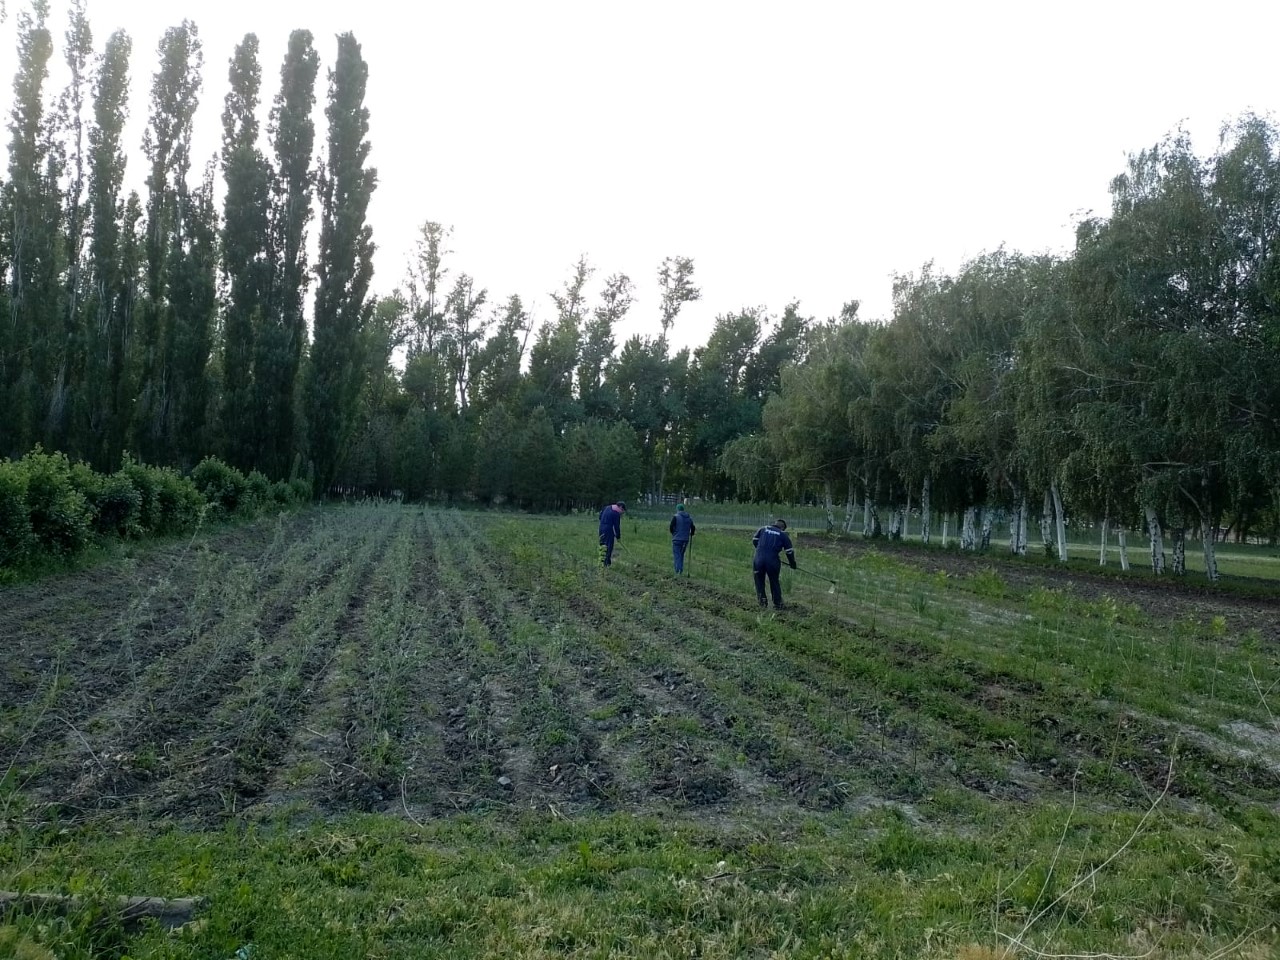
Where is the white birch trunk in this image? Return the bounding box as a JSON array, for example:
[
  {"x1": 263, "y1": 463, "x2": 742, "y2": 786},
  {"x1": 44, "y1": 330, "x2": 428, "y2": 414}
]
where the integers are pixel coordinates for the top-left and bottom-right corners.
[
  {"x1": 1098, "y1": 517, "x2": 1109, "y2": 566},
  {"x1": 1202, "y1": 520, "x2": 1219, "y2": 582},
  {"x1": 843, "y1": 480, "x2": 856, "y2": 534},
  {"x1": 1017, "y1": 495, "x2": 1028, "y2": 555},
  {"x1": 1041, "y1": 489, "x2": 1054, "y2": 557},
  {"x1": 942, "y1": 513, "x2": 949, "y2": 548},
  {"x1": 1051, "y1": 481, "x2": 1068, "y2": 562},
  {"x1": 1118, "y1": 526, "x2": 1129, "y2": 571},
  {"x1": 1172, "y1": 527, "x2": 1186, "y2": 575},
  {"x1": 921, "y1": 476, "x2": 931, "y2": 545},
  {"x1": 863, "y1": 494, "x2": 871, "y2": 537},
  {"x1": 961, "y1": 506, "x2": 977, "y2": 551},
  {"x1": 903, "y1": 490, "x2": 912, "y2": 541},
  {"x1": 979, "y1": 506, "x2": 993, "y2": 551},
  {"x1": 822, "y1": 479, "x2": 835, "y2": 533},
  {"x1": 888, "y1": 505, "x2": 902, "y2": 540},
  {"x1": 1144, "y1": 505, "x2": 1165, "y2": 574},
  {"x1": 1009, "y1": 499, "x2": 1021, "y2": 553},
  {"x1": 863, "y1": 493, "x2": 881, "y2": 538}
]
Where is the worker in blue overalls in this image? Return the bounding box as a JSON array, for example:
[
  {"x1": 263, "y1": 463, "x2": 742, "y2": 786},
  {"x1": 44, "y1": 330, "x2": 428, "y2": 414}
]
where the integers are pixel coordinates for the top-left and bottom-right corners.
[
  {"x1": 752, "y1": 518, "x2": 796, "y2": 609},
  {"x1": 669, "y1": 503, "x2": 696, "y2": 574},
  {"x1": 598, "y1": 500, "x2": 626, "y2": 566}
]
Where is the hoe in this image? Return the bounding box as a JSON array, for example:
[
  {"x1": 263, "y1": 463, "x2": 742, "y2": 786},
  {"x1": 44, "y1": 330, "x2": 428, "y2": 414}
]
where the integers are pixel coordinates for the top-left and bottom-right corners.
[{"x1": 794, "y1": 565, "x2": 837, "y2": 594}]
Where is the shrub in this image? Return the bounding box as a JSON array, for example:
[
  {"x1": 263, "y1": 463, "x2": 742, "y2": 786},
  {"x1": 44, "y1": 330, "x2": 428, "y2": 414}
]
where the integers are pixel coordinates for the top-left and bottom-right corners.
[
  {"x1": 289, "y1": 477, "x2": 312, "y2": 504},
  {"x1": 190, "y1": 456, "x2": 249, "y2": 519},
  {"x1": 118, "y1": 456, "x2": 202, "y2": 535},
  {"x1": 271, "y1": 479, "x2": 294, "y2": 505},
  {"x1": 151, "y1": 466, "x2": 205, "y2": 533},
  {"x1": 246, "y1": 469, "x2": 273, "y2": 510},
  {"x1": 70, "y1": 462, "x2": 144, "y2": 538},
  {"x1": 0, "y1": 460, "x2": 34, "y2": 567},
  {"x1": 20, "y1": 448, "x2": 92, "y2": 556}
]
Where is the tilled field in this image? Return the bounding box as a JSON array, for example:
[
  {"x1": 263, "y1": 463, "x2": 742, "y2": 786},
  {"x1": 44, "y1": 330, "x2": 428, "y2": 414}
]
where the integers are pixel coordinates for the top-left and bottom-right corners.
[{"x1": 3, "y1": 505, "x2": 1278, "y2": 830}]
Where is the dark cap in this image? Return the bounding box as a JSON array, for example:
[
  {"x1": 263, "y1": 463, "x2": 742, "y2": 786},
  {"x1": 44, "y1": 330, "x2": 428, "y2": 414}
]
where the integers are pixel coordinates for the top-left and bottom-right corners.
[{"x1": 617, "y1": 501, "x2": 627, "y2": 511}]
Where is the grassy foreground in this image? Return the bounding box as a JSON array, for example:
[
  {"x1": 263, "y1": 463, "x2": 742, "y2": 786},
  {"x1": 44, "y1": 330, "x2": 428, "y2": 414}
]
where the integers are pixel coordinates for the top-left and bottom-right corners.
[{"x1": 0, "y1": 506, "x2": 1277, "y2": 958}]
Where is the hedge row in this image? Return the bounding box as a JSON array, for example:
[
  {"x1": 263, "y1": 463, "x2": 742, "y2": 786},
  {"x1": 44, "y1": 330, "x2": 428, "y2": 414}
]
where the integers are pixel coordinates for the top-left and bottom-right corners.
[{"x1": 0, "y1": 448, "x2": 311, "y2": 571}]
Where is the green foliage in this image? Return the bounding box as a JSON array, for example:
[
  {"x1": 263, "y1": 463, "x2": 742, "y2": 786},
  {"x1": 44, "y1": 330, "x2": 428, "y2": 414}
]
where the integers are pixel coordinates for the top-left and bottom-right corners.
[
  {"x1": 149, "y1": 465, "x2": 205, "y2": 533},
  {"x1": 0, "y1": 447, "x2": 311, "y2": 575},
  {"x1": 123, "y1": 456, "x2": 201, "y2": 534},
  {"x1": 190, "y1": 456, "x2": 250, "y2": 519},
  {"x1": 245, "y1": 468, "x2": 273, "y2": 509},
  {"x1": 0, "y1": 460, "x2": 35, "y2": 566},
  {"x1": 69, "y1": 462, "x2": 143, "y2": 538},
  {"x1": 0, "y1": 926, "x2": 56, "y2": 960},
  {"x1": 271, "y1": 479, "x2": 295, "y2": 505},
  {"x1": 20, "y1": 448, "x2": 93, "y2": 555}
]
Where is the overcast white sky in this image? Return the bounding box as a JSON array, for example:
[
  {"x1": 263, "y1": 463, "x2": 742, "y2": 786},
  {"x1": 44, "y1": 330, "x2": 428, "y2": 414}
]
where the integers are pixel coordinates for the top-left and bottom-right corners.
[{"x1": 2, "y1": 0, "x2": 1278, "y2": 351}]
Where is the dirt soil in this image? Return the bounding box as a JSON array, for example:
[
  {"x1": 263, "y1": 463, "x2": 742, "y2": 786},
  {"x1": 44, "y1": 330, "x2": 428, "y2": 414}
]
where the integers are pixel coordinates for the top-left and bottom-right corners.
[{"x1": 3, "y1": 509, "x2": 1277, "y2": 831}]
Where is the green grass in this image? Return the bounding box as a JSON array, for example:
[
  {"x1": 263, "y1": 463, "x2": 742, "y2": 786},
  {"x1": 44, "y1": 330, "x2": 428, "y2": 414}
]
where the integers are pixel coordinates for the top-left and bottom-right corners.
[
  {"x1": 3, "y1": 802, "x2": 1276, "y2": 960},
  {"x1": 1, "y1": 506, "x2": 1278, "y2": 958}
]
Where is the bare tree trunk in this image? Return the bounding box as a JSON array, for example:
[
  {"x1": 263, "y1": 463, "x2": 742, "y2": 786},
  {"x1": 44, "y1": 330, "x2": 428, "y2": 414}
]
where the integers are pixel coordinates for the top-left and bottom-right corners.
[
  {"x1": 1051, "y1": 481, "x2": 1068, "y2": 562},
  {"x1": 921, "y1": 476, "x2": 931, "y2": 545},
  {"x1": 863, "y1": 493, "x2": 881, "y2": 538},
  {"x1": 1202, "y1": 517, "x2": 1219, "y2": 582},
  {"x1": 1099, "y1": 517, "x2": 1109, "y2": 566},
  {"x1": 1041, "y1": 489, "x2": 1053, "y2": 557},
  {"x1": 979, "y1": 506, "x2": 993, "y2": 551},
  {"x1": 822, "y1": 479, "x2": 835, "y2": 533},
  {"x1": 1144, "y1": 504, "x2": 1165, "y2": 574},
  {"x1": 961, "y1": 506, "x2": 977, "y2": 551},
  {"x1": 942, "y1": 513, "x2": 950, "y2": 548},
  {"x1": 903, "y1": 489, "x2": 912, "y2": 541},
  {"x1": 1017, "y1": 495, "x2": 1028, "y2": 555},
  {"x1": 1172, "y1": 526, "x2": 1186, "y2": 575},
  {"x1": 843, "y1": 477, "x2": 856, "y2": 534},
  {"x1": 1118, "y1": 526, "x2": 1130, "y2": 571},
  {"x1": 888, "y1": 503, "x2": 901, "y2": 539}
]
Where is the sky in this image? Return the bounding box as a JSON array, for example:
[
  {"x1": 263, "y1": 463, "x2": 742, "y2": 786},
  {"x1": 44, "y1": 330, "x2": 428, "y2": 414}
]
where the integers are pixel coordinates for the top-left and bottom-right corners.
[{"x1": 2, "y1": 0, "x2": 1279, "y2": 353}]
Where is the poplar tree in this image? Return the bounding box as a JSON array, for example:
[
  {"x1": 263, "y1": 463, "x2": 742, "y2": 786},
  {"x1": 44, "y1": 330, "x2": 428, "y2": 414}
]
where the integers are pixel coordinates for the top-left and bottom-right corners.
[
  {"x1": 84, "y1": 29, "x2": 133, "y2": 468},
  {"x1": 220, "y1": 33, "x2": 271, "y2": 470},
  {"x1": 136, "y1": 21, "x2": 202, "y2": 463},
  {"x1": 255, "y1": 29, "x2": 319, "y2": 479},
  {"x1": 307, "y1": 32, "x2": 376, "y2": 492},
  {"x1": 2, "y1": 1, "x2": 59, "y2": 457}
]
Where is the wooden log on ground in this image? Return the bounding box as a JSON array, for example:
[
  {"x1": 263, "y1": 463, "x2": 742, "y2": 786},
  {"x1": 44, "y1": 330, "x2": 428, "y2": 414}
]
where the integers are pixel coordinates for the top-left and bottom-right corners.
[{"x1": 0, "y1": 891, "x2": 206, "y2": 931}]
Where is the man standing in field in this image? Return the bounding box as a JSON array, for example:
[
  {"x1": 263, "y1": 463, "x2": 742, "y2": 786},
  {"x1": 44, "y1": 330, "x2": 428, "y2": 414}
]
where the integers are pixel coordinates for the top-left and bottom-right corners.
[
  {"x1": 598, "y1": 500, "x2": 626, "y2": 567},
  {"x1": 752, "y1": 518, "x2": 796, "y2": 609},
  {"x1": 669, "y1": 503, "x2": 696, "y2": 574}
]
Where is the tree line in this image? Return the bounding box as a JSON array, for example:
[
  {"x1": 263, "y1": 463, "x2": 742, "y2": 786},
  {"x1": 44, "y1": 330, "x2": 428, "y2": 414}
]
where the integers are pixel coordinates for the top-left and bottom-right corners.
[
  {"x1": 722, "y1": 118, "x2": 1280, "y2": 580},
  {"x1": 0, "y1": 4, "x2": 810, "y2": 509},
  {"x1": 3, "y1": 4, "x2": 1278, "y2": 579},
  {"x1": 0, "y1": 5, "x2": 372, "y2": 492}
]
